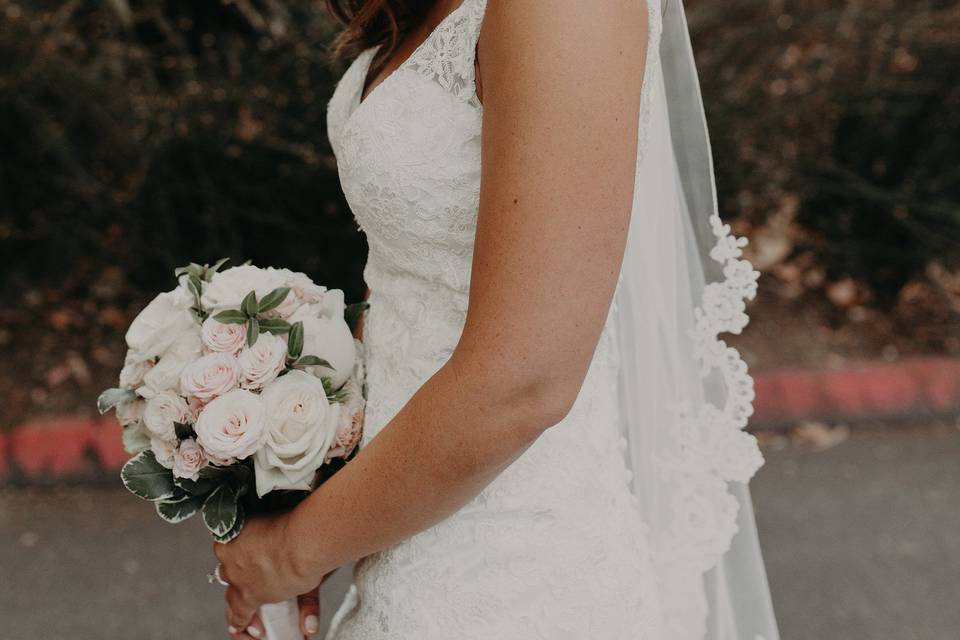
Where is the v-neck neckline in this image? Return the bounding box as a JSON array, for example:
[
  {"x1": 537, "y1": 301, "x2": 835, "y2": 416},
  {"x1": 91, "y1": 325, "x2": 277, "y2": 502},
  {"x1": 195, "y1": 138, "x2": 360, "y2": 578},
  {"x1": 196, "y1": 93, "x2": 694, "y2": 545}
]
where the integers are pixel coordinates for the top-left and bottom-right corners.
[{"x1": 351, "y1": 0, "x2": 472, "y2": 117}]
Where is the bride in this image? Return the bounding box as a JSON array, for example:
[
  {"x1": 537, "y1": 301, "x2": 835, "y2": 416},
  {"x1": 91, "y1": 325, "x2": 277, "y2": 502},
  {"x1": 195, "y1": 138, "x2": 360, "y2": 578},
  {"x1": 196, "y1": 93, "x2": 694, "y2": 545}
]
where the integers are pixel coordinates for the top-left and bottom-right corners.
[{"x1": 214, "y1": 0, "x2": 781, "y2": 638}]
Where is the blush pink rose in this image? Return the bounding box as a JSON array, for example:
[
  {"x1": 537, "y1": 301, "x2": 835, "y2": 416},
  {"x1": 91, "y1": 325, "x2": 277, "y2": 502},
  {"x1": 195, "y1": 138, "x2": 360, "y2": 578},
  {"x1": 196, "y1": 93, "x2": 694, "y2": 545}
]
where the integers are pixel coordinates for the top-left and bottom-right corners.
[
  {"x1": 237, "y1": 333, "x2": 287, "y2": 390},
  {"x1": 179, "y1": 352, "x2": 240, "y2": 401},
  {"x1": 194, "y1": 388, "x2": 267, "y2": 462},
  {"x1": 173, "y1": 438, "x2": 208, "y2": 480},
  {"x1": 325, "y1": 406, "x2": 364, "y2": 461},
  {"x1": 325, "y1": 376, "x2": 365, "y2": 461},
  {"x1": 201, "y1": 316, "x2": 247, "y2": 354}
]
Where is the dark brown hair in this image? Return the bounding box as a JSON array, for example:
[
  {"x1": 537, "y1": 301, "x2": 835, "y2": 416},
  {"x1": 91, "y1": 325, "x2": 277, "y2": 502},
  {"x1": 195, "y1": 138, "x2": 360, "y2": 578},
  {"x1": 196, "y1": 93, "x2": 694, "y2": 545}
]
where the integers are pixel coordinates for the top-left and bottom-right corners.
[{"x1": 323, "y1": 0, "x2": 435, "y2": 70}]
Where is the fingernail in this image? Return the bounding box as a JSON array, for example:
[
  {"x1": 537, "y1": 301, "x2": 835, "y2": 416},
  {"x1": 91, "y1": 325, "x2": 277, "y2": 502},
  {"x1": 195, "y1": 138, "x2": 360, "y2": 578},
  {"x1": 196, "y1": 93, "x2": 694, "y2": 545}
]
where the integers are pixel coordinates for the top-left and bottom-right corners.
[
  {"x1": 246, "y1": 626, "x2": 262, "y2": 639},
  {"x1": 228, "y1": 625, "x2": 238, "y2": 634},
  {"x1": 305, "y1": 614, "x2": 319, "y2": 634}
]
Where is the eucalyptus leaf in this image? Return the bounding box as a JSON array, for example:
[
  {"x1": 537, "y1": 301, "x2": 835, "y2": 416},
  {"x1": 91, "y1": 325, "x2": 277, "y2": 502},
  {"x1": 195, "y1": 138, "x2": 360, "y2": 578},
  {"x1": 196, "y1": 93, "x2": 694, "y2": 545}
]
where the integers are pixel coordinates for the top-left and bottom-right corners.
[
  {"x1": 97, "y1": 387, "x2": 138, "y2": 414},
  {"x1": 207, "y1": 257, "x2": 231, "y2": 280},
  {"x1": 241, "y1": 290, "x2": 259, "y2": 317},
  {"x1": 287, "y1": 321, "x2": 304, "y2": 359},
  {"x1": 247, "y1": 318, "x2": 259, "y2": 346},
  {"x1": 175, "y1": 262, "x2": 204, "y2": 280},
  {"x1": 213, "y1": 309, "x2": 248, "y2": 324},
  {"x1": 344, "y1": 301, "x2": 370, "y2": 334},
  {"x1": 296, "y1": 355, "x2": 333, "y2": 369},
  {"x1": 257, "y1": 287, "x2": 291, "y2": 314},
  {"x1": 212, "y1": 502, "x2": 246, "y2": 543},
  {"x1": 202, "y1": 483, "x2": 239, "y2": 537},
  {"x1": 156, "y1": 495, "x2": 203, "y2": 523},
  {"x1": 258, "y1": 318, "x2": 291, "y2": 335},
  {"x1": 121, "y1": 450, "x2": 178, "y2": 502}
]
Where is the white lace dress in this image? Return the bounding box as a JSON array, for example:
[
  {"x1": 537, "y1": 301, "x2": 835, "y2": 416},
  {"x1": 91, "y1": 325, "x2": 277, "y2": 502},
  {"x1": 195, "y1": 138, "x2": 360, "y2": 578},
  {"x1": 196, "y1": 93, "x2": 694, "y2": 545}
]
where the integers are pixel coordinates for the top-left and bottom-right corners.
[{"x1": 322, "y1": 0, "x2": 749, "y2": 637}]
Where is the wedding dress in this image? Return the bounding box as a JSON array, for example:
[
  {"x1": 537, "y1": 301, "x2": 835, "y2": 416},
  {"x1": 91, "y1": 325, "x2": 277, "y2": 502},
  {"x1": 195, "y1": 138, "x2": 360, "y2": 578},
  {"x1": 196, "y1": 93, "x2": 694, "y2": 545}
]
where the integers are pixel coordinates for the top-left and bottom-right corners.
[{"x1": 322, "y1": 0, "x2": 780, "y2": 638}]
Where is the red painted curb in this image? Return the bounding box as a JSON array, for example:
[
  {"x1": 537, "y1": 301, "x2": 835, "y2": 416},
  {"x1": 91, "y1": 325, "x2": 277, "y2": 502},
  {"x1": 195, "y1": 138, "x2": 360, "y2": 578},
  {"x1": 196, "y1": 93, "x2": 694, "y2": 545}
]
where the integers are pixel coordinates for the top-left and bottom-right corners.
[
  {"x1": 750, "y1": 357, "x2": 960, "y2": 427},
  {"x1": 2, "y1": 358, "x2": 958, "y2": 481},
  {"x1": 5, "y1": 417, "x2": 125, "y2": 481}
]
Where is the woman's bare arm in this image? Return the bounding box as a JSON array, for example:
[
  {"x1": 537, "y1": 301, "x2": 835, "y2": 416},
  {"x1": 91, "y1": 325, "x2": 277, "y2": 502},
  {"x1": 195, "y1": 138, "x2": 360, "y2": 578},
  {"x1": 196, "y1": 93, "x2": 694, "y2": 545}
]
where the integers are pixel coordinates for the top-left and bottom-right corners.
[
  {"x1": 284, "y1": 0, "x2": 648, "y2": 577},
  {"x1": 217, "y1": 0, "x2": 649, "y2": 623}
]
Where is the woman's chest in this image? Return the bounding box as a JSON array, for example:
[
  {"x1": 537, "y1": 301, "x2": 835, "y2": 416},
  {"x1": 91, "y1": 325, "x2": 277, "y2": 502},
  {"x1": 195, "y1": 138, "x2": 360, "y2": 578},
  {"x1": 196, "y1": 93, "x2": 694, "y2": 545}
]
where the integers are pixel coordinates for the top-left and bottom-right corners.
[{"x1": 327, "y1": 49, "x2": 484, "y2": 258}]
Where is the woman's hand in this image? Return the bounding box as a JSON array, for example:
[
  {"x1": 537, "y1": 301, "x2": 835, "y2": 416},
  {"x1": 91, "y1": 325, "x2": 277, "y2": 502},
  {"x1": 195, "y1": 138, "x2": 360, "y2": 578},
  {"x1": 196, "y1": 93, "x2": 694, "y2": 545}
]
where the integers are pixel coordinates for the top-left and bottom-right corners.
[{"x1": 214, "y1": 511, "x2": 322, "y2": 638}]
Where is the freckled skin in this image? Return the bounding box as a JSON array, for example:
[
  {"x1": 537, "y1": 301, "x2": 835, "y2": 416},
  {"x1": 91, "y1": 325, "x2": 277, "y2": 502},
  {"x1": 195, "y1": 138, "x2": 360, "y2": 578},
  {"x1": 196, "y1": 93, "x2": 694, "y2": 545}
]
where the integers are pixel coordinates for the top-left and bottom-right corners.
[{"x1": 214, "y1": 1, "x2": 649, "y2": 636}]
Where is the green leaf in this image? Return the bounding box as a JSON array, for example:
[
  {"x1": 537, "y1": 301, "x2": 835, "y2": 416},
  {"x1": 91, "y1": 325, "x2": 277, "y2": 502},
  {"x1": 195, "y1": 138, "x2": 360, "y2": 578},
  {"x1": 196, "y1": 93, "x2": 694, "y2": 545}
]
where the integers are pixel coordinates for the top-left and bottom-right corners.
[
  {"x1": 344, "y1": 301, "x2": 370, "y2": 334},
  {"x1": 156, "y1": 495, "x2": 203, "y2": 523},
  {"x1": 213, "y1": 309, "x2": 248, "y2": 324},
  {"x1": 175, "y1": 262, "x2": 204, "y2": 280},
  {"x1": 287, "y1": 321, "x2": 304, "y2": 359},
  {"x1": 212, "y1": 502, "x2": 246, "y2": 543},
  {"x1": 241, "y1": 290, "x2": 259, "y2": 317},
  {"x1": 174, "y1": 422, "x2": 195, "y2": 440},
  {"x1": 187, "y1": 274, "x2": 204, "y2": 310},
  {"x1": 296, "y1": 355, "x2": 333, "y2": 369},
  {"x1": 257, "y1": 318, "x2": 291, "y2": 335},
  {"x1": 206, "y1": 257, "x2": 231, "y2": 280},
  {"x1": 121, "y1": 450, "x2": 178, "y2": 501},
  {"x1": 202, "y1": 483, "x2": 239, "y2": 538},
  {"x1": 230, "y1": 463, "x2": 254, "y2": 498},
  {"x1": 257, "y1": 287, "x2": 291, "y2": 314},
  {"x1": 247, "y1": 317, "x2": 259, "y2": 346},
  {"x1": 97, "y1": 387, "x2": 138, "y2": 414},
  {"x1": 174, "y1": 464, "x2": 229, "y2": 496}
]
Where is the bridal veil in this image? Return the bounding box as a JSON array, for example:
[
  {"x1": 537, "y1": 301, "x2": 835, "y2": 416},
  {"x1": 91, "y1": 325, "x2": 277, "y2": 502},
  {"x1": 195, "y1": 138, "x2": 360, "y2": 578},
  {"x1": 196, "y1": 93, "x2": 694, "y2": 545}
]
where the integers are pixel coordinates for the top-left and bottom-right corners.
[{"x1": 613, "y1": 0, "x2": 782, "y2": 638}]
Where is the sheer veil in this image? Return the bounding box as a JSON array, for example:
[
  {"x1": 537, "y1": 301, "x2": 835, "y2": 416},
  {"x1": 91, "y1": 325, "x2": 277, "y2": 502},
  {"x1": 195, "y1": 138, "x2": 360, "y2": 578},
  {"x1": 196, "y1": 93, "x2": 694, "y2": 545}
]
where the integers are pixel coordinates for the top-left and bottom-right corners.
[{"x1": 612, "y1": 0, "x2": 781, "y2": 637}]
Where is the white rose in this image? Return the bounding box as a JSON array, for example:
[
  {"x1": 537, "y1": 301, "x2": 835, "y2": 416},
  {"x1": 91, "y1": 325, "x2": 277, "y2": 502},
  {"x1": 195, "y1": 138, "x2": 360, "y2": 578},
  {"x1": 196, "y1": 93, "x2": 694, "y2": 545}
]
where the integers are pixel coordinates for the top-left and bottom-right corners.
[
  {"x1": 289, "y1": 302, "x2": 355, "y2": 389},
  {"x1": 119, "y1": 351, "x2": 154, "y2": 389},
  {"x1": 253, "y1": 371, "x2": 340, "y2": 496},
  {"x1": 143, "y1": 390, "x2": 191, "y2": 441},
  {"x1": 173, "y1": 438, "x2": 208, "y2": 481},
  {"x1": 200, "y1": 265, "x2": 288, "y2": 312},
  {"x1": 237, "y1": 333, "x2": 288, "y2": 390},
  {"x1": 179, "y1": 352, "x2": 240, "y2": 400},
  {"x1": 271, "y1": 268, "x2": 327, "y2": 317},
  {"x1": 194, "y1": 388, "x2": 266, "y2": 462},
  {"x1": 125, "y1": 288, "x2": 196, "y2": 361},
  {"x1": 139, "y1": 331, "x2": 202, "y2": 397},
  {"x1": 312, "y1": 288, "x2": 346, "y2": 320},
  {"x1": 150, "y1": 436, "x2": 177, "y2": 469},
  {"x1": 201, "y1": 316, "x2": 247, "y2": 354}
]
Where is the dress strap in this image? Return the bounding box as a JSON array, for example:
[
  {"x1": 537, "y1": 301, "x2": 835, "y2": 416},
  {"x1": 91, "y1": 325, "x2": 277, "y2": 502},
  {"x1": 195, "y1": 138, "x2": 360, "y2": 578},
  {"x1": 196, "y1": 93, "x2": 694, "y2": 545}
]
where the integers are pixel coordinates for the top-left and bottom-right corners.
[{"x1": 405, "y1": 0, "x2": 488, "y2": 108}]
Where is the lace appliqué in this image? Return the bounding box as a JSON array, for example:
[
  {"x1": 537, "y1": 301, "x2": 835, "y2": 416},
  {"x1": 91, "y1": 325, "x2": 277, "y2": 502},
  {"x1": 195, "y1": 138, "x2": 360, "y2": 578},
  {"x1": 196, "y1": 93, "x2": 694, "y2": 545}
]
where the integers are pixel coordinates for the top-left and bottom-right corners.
[
  {"x1": 656, "y1": 214, "x2": 765, "y2": 640},
  {"x1": 405, "y1": 0, "x2": 486, "y2": 109}
]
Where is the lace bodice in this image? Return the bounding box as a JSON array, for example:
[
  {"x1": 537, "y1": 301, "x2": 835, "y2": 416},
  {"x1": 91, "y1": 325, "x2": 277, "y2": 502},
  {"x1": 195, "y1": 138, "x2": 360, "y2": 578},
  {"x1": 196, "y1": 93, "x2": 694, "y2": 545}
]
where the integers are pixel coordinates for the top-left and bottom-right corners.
[{"x1": 323, "y1": 0, "x2": 765, "y2": 638}]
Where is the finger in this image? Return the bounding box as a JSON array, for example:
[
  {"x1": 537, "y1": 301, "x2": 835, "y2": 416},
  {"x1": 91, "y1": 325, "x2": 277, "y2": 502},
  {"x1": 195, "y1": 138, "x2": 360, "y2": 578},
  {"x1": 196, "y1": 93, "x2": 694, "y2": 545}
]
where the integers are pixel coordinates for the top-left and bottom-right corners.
[
  {"x1": 244, "y1": 612, "x2": 265, "y2": 640},
  {"x1": 226, "y1": 603, "x2": 255, "y2": 640},
  {"x1": 298, "y1": 587, "x2": 321, "y2": 637},
  {"x1": 226, "y1": 585, "x2": 258, "y2": 632}
]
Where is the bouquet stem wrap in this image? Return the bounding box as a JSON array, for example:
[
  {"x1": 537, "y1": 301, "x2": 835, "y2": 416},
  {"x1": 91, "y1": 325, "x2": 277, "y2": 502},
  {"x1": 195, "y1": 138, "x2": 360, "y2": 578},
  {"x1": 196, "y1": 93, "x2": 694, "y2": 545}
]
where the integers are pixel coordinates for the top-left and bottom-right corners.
[{"x1": 260, "y1": 599, "x2": 301, "y2": 640}]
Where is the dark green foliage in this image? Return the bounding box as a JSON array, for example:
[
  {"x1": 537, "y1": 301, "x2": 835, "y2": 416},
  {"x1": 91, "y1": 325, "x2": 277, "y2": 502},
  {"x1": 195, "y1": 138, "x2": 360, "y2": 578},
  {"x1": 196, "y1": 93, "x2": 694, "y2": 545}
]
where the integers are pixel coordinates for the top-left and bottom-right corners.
[
  {"x1": 1, "y1": 0, "x2": 366, "y2": 303},
  {"x1": 688, "y1": 0, "x2": 959, "y2": 303},
  {"x1": 5, "y1": 0, "x2": 956, "y2": 306}
]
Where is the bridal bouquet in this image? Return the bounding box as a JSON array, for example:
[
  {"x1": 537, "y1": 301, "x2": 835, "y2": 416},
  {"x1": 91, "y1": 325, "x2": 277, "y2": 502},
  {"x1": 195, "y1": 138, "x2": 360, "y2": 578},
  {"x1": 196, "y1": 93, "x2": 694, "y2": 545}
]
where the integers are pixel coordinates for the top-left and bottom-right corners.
[{"x1": 97, "y1": 259, "x2": 367, "y2": 543}]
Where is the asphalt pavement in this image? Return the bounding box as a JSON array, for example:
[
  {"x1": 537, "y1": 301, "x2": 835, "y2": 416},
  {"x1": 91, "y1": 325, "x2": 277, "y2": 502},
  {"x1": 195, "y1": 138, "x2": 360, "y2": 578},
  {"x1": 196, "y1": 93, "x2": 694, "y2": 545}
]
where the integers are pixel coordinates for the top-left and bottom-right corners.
[{"x1": 2, "y1": 421, "x2": 958, "y2": 640}]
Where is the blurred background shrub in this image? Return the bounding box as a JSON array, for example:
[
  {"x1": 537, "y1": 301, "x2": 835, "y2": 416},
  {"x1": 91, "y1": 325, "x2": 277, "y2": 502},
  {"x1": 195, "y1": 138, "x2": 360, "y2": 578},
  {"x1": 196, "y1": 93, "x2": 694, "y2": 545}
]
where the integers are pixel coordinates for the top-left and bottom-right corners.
[{"x1": 0, "y1": 0, "x2": 957, "y2": 426}]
